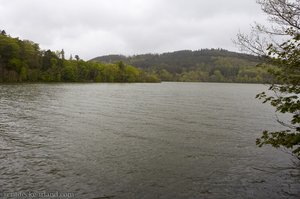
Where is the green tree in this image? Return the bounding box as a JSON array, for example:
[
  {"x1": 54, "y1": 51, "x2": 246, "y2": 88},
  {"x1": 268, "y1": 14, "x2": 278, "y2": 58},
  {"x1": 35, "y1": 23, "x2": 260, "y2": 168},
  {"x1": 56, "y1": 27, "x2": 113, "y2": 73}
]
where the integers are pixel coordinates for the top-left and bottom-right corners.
[
  {"x1": 1, "y1": 30, "x2": 6, "y2": 35},
  {"x1": 0, "y1": 31, "x2": 159, "y2": 83},
  {"x1": 19, "y1": 66, "x2": 28, "y2": 81},
  {"x1": 159, "y1": 69, "x2": 173, "y2": 81},
  {"x1": 117, "y1": 61, "x2": 126, "y2": 82},
  {"x1": 61, "y1": 49, "x2": 65, "y2": 60},
  {"x1": 75, "y1": 55, "x2": 80, "y2": 61},
  {"x1": 124, "y1": 65, "x2": 140, "y2": 82},
  {"x1": 236, "y1": 0, "x2": 300, "y2": 158},
  {"x1": 0, "y1": 35, "x2": 20, "y2": 64},
  {"x1": 62, "y1": 62, "x2": 78, "y2": 82}
]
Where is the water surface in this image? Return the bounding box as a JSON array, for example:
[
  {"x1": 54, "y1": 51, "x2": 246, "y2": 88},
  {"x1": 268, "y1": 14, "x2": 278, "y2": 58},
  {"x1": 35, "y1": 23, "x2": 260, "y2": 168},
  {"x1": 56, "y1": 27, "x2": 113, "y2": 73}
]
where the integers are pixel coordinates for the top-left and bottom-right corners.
[{"x1": 0, "y1": 82, "x2": 299, "y2": 199}]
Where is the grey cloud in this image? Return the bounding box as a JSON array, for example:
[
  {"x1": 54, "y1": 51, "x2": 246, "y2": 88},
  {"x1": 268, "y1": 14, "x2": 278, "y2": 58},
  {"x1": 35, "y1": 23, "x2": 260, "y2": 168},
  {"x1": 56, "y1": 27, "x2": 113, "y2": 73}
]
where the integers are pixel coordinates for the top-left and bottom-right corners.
[{"x1": 0, "y1": 0, "x2": 267, "y2": 59}]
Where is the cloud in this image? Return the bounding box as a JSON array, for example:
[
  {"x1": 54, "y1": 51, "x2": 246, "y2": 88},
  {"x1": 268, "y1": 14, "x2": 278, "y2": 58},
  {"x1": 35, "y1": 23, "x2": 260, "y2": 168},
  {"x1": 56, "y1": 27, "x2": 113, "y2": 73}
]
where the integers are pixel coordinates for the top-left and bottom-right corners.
[{"x1": 0, "y1": 0, "x2": 267, "y2": 59}]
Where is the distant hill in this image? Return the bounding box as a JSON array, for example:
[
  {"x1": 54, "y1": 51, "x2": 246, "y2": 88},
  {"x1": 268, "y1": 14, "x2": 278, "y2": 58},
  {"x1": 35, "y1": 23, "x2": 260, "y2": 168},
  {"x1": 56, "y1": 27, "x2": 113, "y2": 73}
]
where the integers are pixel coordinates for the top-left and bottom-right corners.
[
  {"x1": 91, "y1": 49, "x2": 271, "y2": 83},
  {"x1": 93, "y1": 54, "x2": 127, "y2": 63},
  {"x1": 91, "y1": 49, "x2": 260, "y2": 73}
]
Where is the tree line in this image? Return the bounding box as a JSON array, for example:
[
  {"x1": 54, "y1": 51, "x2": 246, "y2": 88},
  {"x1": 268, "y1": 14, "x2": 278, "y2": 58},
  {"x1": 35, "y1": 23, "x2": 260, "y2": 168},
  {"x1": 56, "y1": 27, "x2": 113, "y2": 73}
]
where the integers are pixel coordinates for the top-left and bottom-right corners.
[
  {"x1": 0, "y1": 30, "x2": 274, "y2": 84},
  {"x1": 0, "y1": 31, "x2": 160, "y2": 83},
  {"x1": 92, "y1": 49, "x2": 273, "y2": 83}
]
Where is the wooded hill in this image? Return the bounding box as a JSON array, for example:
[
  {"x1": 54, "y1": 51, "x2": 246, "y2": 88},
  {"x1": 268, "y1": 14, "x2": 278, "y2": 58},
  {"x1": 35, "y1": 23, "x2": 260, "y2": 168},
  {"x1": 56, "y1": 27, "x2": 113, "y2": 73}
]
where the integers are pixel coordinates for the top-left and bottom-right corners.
[
  {"x1": 91, "y1": 49, "x2": 272, "y2": 83},
  {"x1": 0, "y1": 29, "x2": 271, "y2": 83},
  {"x1": 0, "y1": 30, "x2": 159, "y2": 83}
]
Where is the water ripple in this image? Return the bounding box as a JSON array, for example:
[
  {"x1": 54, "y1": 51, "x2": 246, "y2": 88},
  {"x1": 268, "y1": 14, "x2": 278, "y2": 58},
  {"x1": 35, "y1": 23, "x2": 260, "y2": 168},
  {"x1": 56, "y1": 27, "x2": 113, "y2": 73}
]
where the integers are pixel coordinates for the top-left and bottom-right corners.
[{"x1": 0, "y1": 83, "x2": 299, "y2": 198}]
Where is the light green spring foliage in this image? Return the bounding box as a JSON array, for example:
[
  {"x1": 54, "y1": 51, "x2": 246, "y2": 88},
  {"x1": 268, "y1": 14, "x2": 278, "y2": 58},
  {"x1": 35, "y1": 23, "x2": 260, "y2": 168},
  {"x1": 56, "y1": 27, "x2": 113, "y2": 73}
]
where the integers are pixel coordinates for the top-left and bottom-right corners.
[
  {"x1": 256, "y1": 30, "x2": 300, "y2": 157},
  {"x1": 93, "y1": 51, "x2": 272, "y2": 83},
  {"x1": 240, "y1": 0, "x2": 300, "y2": 158},
  {"x1": 0, "y1": 31, "x2": 160, "y2": 83}
]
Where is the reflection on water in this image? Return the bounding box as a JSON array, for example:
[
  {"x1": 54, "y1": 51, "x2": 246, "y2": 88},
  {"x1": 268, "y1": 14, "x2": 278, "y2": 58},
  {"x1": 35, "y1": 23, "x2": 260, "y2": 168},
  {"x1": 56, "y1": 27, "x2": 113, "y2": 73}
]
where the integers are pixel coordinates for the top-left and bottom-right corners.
[{"x1": 0, "y1": 82, "x2": 299, "y2": 199}]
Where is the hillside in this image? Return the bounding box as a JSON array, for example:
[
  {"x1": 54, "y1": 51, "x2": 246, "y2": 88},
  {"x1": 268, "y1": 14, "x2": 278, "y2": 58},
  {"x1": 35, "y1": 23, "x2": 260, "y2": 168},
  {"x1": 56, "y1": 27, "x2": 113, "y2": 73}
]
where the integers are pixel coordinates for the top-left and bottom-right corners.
[
  {"x1": 0, "y1": 29, "x2": 271, "y2": 84},
  {"x1": 0, "y1": 30, "x2": 159, "y2": 83},
  {"x1": 92, "y1": 49, "x2": 259, "y2": 72},
  {"x1": 91, "y1": 49, "x2": 271, "y2": 83}
]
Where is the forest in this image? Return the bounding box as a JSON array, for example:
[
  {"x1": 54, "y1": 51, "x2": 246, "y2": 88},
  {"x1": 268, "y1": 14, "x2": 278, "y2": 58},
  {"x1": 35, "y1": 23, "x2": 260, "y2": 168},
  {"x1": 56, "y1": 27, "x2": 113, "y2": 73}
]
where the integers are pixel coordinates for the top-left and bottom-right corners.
[
  {"x1": 0, "y1": 30, "x2": 273, "y2": 84},
  {"x1": 0, "y1": 30, "x2": 159, "y2": 83},
  {"x1": 92, "y1": 50, "x2": 273, "y2": 83}
]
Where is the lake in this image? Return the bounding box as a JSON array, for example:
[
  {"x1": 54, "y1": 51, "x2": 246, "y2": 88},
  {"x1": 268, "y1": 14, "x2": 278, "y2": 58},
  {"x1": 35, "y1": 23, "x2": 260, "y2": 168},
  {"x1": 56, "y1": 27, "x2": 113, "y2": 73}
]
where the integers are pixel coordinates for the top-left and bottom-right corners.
[{"x1": 0, "y1": 82, "x2": 299, "y2": 199}]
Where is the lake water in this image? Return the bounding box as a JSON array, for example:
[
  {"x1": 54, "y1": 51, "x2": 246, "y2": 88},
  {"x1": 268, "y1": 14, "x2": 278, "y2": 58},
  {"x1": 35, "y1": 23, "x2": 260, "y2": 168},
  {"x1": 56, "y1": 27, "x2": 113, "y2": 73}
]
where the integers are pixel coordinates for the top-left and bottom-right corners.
[{"x1": 0, "y1": 82, "x2": 299, "y2": 199}]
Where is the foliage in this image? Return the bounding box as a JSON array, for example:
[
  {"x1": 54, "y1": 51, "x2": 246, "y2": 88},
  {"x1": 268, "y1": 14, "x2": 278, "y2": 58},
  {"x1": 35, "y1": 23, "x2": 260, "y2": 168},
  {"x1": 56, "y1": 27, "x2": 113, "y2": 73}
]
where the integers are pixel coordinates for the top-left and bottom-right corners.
[
  {"x1": 91, "y1": 49, "x2": 272, "y2": 83},
  {"x1": 237, "y1": 0, "x2": 300, "y2": 158},
  {"x1": 0, "y1": 31, "x2": 159, "y2": 83}
]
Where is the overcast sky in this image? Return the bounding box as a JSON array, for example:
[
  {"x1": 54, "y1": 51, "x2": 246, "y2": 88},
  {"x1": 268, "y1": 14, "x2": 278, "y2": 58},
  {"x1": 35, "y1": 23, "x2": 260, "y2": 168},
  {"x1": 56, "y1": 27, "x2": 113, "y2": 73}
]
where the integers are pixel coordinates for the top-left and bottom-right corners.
[{"x1": 0, "y1": 0, "x2": 267, "y2": 60}]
